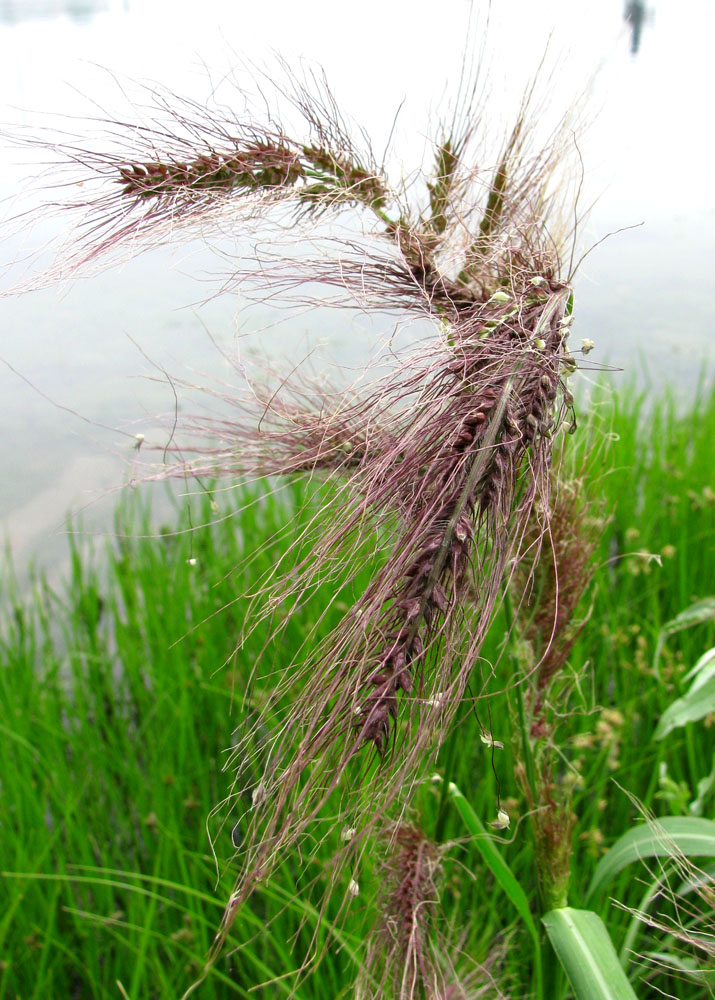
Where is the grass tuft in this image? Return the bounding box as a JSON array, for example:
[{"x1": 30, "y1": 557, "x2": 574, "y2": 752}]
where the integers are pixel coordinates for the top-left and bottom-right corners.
[{"x1": 2, "y1": 385, "x2": 714, "y2": 997}]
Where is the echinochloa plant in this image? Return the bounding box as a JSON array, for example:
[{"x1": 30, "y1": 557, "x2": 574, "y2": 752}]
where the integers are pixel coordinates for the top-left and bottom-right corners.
[{"x1": 4, "y1": 55, "x2": 592, "y2": 996}]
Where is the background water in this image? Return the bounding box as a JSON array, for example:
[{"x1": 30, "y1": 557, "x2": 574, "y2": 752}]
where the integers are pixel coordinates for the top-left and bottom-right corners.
[{"x1": 1, "y1": 0, "x2": 713, "y2": 572}]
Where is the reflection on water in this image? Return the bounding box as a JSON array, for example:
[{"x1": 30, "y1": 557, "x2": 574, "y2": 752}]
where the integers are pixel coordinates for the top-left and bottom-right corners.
[{"x1": 0, "y1": 0, "x2": 112, "y2": 24}]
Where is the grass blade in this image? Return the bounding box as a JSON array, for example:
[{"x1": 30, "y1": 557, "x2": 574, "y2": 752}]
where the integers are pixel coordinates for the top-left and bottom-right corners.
[
  {"x1": 655, "y1": 672, "x2": 715, "y2": 739},
  {"x1": 586, "y1": 817, "x2": 715, "y2": 903},
  {"x1": 543, "y1": 908, "x2": 638, "y2": 1000},
  {"x1": 682, "y1": 645, "x2": 715, "y2": 689},
  {"x1": 447, "y1": 782, "x2": 538, "y2": 945},
  {"x1": 653, "y1": 597, "x2": 715, "y2": 675}
]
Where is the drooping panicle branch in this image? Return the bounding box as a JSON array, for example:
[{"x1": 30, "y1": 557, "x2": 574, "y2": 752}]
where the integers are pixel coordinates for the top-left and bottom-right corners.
[
  {"x1": 362, "y1": 824, "x2": 443, "y2": 998},
  {"x1": 359, "y1": 821, "x2": 505, "y2": 999},
  {"x1": 117, "y1": 138, "x2": 390, "y2": 215}
]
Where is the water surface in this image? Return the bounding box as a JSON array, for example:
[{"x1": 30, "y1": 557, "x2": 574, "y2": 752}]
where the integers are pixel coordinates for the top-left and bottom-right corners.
[{"x1": 1, "y1": 0, "x2": 713, "y2": 571}]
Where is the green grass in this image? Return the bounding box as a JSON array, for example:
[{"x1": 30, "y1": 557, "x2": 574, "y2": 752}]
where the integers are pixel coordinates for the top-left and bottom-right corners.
[
  {"x1": 1, "y1": 480, "x2": 372, "y2": 999},
  {"x1": 2, "y1": 384, "x2": 715, "y2": 999}
]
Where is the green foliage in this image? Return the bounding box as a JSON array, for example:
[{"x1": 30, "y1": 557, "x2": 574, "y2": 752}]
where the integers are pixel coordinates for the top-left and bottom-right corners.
[
  {"x1": 542, "y1": 909, "x2": 638, "y2": 1000},
  {"x1": 2, "y1": 384, "x2": 715, "y2": 997},
  {"x1": 0, "y1": 481, "x2": 370, "y2": 999},
  {"x1": 655, "y1": 646, "x2": 715, "y2": 739},
  {"x1": 447, "y1": 781, "x2": 541, "y2": 951},
  {"x1": 586, "y1": 817, "x2": 715, "y2": 903},
  {"x1": 654, "y1": 598, "x2": 715, "y2": 678}
]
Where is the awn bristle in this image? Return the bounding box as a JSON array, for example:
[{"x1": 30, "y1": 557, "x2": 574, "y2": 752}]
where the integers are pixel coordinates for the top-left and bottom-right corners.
[{"x1": 362, "y1": 824, "x2": 443, "y2": 999}]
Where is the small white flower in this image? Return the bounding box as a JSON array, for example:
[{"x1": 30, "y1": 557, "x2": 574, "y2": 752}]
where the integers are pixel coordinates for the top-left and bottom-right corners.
[
  {"x1": 347, "y1": 878, "x2": 360, "y2": 897},
  {"x1": 534, "y1": 338, "x2": 546, "y2": 351},
  {"x1": 430, "y1": 773, "x2": 443, "y2": 785},
  {"x1": 425, "y1": 691, "x2": 444, "y2": 708},
  {"x1": 489, "y1": 290, "x2": 511, "y2": 304},
  {"x1": 490, "y1": 809, "x2": 511, "y2": 830},
  {"x1": 560, "y1": 313, "x2": 574, "y2": 328},
  {"x1": 530, "y1": 276, "x2": 548, "y2": 288},
  {"x1": 186, "y1": 557, "x2": 197, "y2": 567},
  {"x1": 341, "y1": 825, "x2": 356, "y2": 843},
  {"x1": 581, "y1": 338, "x2": 595, "y2": 355},
  {"x1": 134, "y1": 432, "x2": 145, "y2": 442},
  {"x1": 480, "y1": 730, "x2": 505, "y2": 750}
]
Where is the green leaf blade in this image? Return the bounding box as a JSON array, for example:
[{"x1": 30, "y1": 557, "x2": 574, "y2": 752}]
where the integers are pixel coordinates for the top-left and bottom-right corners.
[
  {"x1": 447, "y1": 782, "x2": 538, "y2": 946},
  {"x1": 586, "y1": 817, "x2": 715, "y2": 903},
  {"x1": 662, "y1": 597, "x2": 715, "y2": 637},
  {"x1": 682, "y1": 645, "x2": 715, "y2": 689},
  {"x1": 655, "y1": 673, "x2": 715, "y2": 739},
  {"x1": 543, "y1": 908, "x2": 638, "y2": 1000}
]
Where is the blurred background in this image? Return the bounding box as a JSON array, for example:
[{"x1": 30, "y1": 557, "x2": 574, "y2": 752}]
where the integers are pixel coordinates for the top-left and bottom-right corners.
[{"x1": 1, "y1": 0, "x2": 713, "y2": 572}]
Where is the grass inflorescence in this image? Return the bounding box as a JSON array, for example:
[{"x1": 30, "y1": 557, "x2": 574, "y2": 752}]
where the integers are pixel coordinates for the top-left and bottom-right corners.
[{"x1": 4, "y1": 43, "x2": 715, "y2": 997}]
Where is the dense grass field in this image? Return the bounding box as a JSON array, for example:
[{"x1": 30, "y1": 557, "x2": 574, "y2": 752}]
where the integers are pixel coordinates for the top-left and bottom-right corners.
[{"x1": 2, "y1": 383, "x2": 715, "y2": 999}]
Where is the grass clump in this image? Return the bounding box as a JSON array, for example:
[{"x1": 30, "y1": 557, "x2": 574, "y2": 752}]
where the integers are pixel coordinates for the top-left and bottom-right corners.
[
  {"x1": 1, "y1": 386, "x2": 714, "y2": 998},
  {"x1": 0, "y1": 482, "x2": 373, "y2": 998}
]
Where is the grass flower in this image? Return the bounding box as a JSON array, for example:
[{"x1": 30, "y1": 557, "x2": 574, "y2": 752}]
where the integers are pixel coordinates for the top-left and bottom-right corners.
[
  {"x1": 358, "y1": 823, "x2": 445, "y2": 999},
  {"x1": 4, "y1": 59, "x2": 588, "y2": 988},
  {"x1": 358, "y1": 822, "x2": 506, "y2": 999}
]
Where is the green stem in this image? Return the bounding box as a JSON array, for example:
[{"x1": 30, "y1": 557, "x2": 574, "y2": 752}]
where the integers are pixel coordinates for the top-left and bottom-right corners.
[
  {"x1": 372, "y1": 205, "x2": 398, "y2": 229},
  {"x1": 504, "y1": 590, "x2": 563, "y2": 999},
  {"x1": 434, "y1": 729, "x2": 458, "y2": 842},
  {"x1": 504, "y1": 593, "x2": 540, "y2": 815}
]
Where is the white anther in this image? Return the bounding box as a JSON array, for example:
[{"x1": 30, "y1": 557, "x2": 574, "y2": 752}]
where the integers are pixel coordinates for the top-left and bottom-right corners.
[
  {"x1": 490, "y1": 809, "x2": 510, "y2": 830},
  {"x1": 251, "y1": 782, "x2": 267, "y2": 808},
  {"x1": 480, "y1": 731, "x2": 505, "y2": 750}
]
